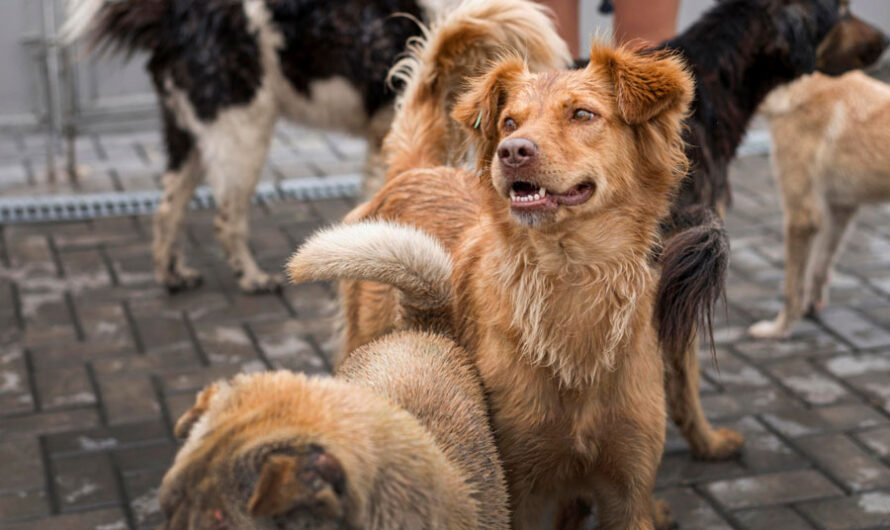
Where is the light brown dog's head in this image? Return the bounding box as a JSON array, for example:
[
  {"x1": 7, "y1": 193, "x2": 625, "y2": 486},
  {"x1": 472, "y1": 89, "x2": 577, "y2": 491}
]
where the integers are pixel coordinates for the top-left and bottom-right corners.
[
  {"x1": 453, "y1": 43, "x2": 693, "y2": 231},
  {"x1": 158, "y1": 372, "x2": 378, "y2": 530}
]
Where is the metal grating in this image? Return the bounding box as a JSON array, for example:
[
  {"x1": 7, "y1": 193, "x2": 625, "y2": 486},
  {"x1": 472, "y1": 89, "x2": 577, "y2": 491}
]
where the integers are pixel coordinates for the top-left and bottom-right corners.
[
  {"x1": 0, "y1": 174, "x2": 362, "y2": 224},
  {"x1": 0, "y1": 127, "x2": 776, "y2": 225}
]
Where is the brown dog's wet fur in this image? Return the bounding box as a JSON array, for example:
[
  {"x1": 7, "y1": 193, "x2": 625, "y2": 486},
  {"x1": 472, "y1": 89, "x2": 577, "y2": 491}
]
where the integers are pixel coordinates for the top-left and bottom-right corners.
[
  {"x1": 158, "y1": 331, "x2": 509, "y2": 529},
  {"x1": 749, "y1": 69, "x2": 890, "y2": 339},
  {"x1": 158, "y1": 2, "x2": 568, "y2": 528},
  {"x1": 321, "y1": 41, "x2": 696, "y2": 528}
]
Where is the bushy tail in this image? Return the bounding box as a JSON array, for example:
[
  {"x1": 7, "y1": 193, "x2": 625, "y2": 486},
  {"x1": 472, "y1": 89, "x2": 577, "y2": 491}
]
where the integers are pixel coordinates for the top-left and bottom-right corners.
[
  {"x1": 61, "y1": 0, "x2": 167, "y2": 55},
  {"x1": 383, "y1": 0, "x2": 570, "y2": 177},
  {"x1": 655, "y1": 206, "x2": 729, "y2": 359},
  {"x1": 287, "y1": 222, "x2": 454, "y2": 334}
]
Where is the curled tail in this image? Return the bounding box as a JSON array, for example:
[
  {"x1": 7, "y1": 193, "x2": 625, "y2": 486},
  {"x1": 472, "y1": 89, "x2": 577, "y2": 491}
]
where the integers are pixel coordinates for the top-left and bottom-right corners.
[
  {"x1": 384, "y1": 0, "x2": 570, "y2": 177},
  {"x1": 655, "y1": 206, "x2": 729, "y2": 358},
  {"x1": 61, "y1": 0, "x2": 167, "y2": 54},
  {"x1": 287, "y1": 222, "x2": 453, "y2": 334}
]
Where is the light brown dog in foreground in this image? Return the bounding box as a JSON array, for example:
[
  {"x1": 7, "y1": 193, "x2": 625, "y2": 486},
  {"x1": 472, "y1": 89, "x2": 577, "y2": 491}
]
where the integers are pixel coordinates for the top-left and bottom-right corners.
[
  {"x1": 158, "y1": 330, "x2": 509, "y2": 529},
  {"x1": 158, "y1": 2, "x2": 567, "y2": 528},
  {"x1": 749, "y1": 70, "x2": 890, "y2": 339},
  {"x1": 290, "y1": 40, "x2": 697, "y2": 529}
]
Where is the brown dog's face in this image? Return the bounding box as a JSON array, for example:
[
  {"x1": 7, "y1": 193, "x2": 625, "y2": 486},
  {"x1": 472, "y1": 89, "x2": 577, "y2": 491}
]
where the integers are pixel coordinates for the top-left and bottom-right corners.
[
  {"x1": 487, "y1": 68, "x2": 625, "y2": 228},
  {"x1": 816, "y1": 11, "x2": 889, "y2": 75},
  {"x1": 453, "y1": 45, "x2": 693, "y2": 229},
  {"x1": 158, "y1": 375, "x2": 353, "y2": 530}
]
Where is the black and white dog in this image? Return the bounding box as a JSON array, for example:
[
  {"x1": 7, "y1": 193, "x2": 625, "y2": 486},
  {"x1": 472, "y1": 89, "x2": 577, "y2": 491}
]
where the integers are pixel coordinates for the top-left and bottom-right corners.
[{"x1": 64, "y1": 0, "x2": 453, "y2": 293}]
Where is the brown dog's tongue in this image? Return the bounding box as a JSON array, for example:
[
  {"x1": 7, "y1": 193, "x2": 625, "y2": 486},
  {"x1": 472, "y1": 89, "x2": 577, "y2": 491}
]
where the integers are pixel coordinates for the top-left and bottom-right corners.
[{"x1": 552, "y1": 184, "x2": 594, "y2": 206}]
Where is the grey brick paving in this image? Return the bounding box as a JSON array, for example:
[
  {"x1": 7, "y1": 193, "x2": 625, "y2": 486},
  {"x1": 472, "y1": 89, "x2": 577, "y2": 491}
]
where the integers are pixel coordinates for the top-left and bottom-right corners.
[{"x1": 2, "y1": 125, "x2": 890, "y2": 529}]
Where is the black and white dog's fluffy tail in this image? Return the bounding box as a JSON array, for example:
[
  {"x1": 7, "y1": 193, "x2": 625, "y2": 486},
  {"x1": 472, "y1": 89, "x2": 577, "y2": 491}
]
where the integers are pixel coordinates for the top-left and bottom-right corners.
[
  {"x1": 655, "y1": 206, "x2": 728, "y2": 358},
  {"x1": 62, "y1": 0, "x2": 167, "y2": 54}
]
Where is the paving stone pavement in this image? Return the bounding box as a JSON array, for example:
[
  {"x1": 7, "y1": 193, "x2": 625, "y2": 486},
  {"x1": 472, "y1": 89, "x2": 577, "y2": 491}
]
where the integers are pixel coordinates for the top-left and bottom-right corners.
[
  {"x1": 0, "y1": 122, "x2": 367, "y2": 198},
  {"x1": 2, "y1": 127, "x2": 890, "y2": 529}
]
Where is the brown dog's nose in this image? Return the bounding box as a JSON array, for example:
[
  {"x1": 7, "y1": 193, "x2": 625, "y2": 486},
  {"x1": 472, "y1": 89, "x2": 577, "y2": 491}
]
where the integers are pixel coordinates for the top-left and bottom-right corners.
[{"x1": 497, "y1": 138, "x2": 538, "y2": 168}]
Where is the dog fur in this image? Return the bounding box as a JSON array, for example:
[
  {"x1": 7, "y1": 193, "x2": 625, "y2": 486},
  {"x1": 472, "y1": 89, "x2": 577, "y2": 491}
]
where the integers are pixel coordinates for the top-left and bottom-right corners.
[
  {"x1": 289, "y1": 28, "x2": 695, "y2": 528},
  {"x1": 160, "y1": 4, "x2": 565, "y2": 527},
  {"x1": 159, "y1": 330, "x2": 509, "y2": 529},
  {"x1": 63, "y1": 0, "x2": 459, "y2": 293},
  {"x1": 570, "y1": 0, "x2": 886, "y2": 461},
  {"x1": 749, "y1": 70, "x2": 890, "y2": 339}
]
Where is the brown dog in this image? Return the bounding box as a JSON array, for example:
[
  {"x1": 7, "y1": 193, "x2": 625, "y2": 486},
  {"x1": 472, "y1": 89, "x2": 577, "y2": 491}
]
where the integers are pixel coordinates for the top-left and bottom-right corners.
[
  {"x1": 749, "y1": 69, "x2": 890, "y2": 339},
  {"x1": 158, "y1": 330, "x2": 509, "y2": 529},
  {"x1": 159, "y1": 3, "x2": 567, "y2": 528},
  {"x1": 289, "y1": 41, "x2": 695, "y2": 528}
]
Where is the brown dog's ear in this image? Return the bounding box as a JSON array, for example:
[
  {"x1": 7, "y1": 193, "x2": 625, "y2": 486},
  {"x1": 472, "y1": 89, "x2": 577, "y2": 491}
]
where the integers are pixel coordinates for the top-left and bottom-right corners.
[
  {"x1": 173, "y1": 383, "x2": 219, "y2": 440},
  {"x1": 588, "y1": 43, "x2": 693, "y2": 125},
  {"x1": 452, "y1": 56, "x2": 527, "y2": 171},
  {"x1": 247, "y1": 446, "x2": 346, "y2": 519}
]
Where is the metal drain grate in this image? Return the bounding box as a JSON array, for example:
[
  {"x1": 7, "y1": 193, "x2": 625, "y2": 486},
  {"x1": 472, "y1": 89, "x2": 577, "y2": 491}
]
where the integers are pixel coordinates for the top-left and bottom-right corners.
[{"x1": 0, "y1": 174, "x2": 362, "y2": 224}]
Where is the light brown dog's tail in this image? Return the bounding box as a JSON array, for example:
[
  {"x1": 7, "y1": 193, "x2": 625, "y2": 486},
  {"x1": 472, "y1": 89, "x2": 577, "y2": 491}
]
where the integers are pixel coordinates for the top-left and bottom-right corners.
[
  {"x1": 287, "y1": 222, "x2": 453, "y2": 334},
  {"x1": 383, "y1": 0, "x2": 570, "y2": 177}
]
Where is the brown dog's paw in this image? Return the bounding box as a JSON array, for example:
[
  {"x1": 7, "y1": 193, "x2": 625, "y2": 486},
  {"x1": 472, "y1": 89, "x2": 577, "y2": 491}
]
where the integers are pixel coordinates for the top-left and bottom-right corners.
[
  {"x1": 163, "y1": 267, "x2": 204, "y2": 294},
  {"x1": 653, "y1": 499, "x2": 676, "y2": 530},
  {"x1": 238, "y1": 272, "x2": 284, "y2": 294},
  {"x1": 693, "y1": 427, "x2": 744, "y2": 460}
]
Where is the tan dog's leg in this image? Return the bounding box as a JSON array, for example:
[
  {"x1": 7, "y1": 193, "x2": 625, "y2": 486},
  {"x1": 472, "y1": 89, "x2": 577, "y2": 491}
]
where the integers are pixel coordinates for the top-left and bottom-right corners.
[
  {"x1": 804, "y1": 204, "x2": 856, "y2": 316},
  {"x1": 666, "y1": 338, "x2": 744, "y2": 459},
  {"x1": 204, "y1": 115, "x2": 281, "y2": 294},
  {"x1": 593, "y1": 465, "x2": 660, "y2": 529},
  {"x1": 749, "y1": 191, "x2": 822, "y2": 339},
  {"x1": 553, "y1": 498, "x2": 591, "y2": 530},
  {"x1": 652, "y1": 499, "x2": 673, "y2": 530},
  {"x1": 511, "y1": 491, "x2": 556, "y2": 530},
  {"x1": 154, "y1": 151, "x2": 204, "y2": 292}
]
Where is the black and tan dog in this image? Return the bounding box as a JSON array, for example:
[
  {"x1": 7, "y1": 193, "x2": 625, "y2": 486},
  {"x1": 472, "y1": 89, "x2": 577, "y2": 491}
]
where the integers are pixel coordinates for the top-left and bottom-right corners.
[{"x1": 572, "y1": 0, "x2": 887, "y2": 462}]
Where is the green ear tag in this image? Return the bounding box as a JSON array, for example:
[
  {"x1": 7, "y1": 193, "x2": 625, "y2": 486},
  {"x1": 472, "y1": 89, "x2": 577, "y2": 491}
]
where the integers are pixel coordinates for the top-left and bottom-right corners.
[{"x1": 473, "y1": 110, "x2": 483, "y2": 129}]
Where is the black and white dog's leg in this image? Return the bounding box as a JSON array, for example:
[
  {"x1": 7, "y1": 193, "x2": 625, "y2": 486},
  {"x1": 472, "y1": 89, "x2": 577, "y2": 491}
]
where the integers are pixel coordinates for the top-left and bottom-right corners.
[
  {"x1": 153, "y1": 105, "x2": 205, "y2": 293},
  {"x1": 204, "y1": 107, "x2": 281, "y2": 294}
]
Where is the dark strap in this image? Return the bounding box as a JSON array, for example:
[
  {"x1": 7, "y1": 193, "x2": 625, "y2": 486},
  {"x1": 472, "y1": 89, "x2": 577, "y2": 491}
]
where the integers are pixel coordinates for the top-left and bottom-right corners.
[{"x1": 599, "y1": 0, "x2": 614, "y2": 15}]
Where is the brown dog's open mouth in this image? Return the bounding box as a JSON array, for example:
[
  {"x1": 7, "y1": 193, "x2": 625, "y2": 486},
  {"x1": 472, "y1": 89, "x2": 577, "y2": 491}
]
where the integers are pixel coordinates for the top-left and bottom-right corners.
[{"x1": 508, "y1": 181, "x2": 595, "y2": 210}]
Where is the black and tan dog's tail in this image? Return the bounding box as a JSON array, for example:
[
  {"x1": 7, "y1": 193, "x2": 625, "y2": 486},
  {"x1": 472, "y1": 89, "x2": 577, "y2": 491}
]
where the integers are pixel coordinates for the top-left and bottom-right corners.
[
  {"x1": 384, "y1": 0, "x2": 570, "y2": 177},
  {"x1": 655, "y1": 206, "x2": 729, "y2": 359},
  {"x1": 61, "y1": 0, "x2": 167, "y2": 54},
  {"x1": 287, "y1": 222, "x2": 454, "y2": 334}
]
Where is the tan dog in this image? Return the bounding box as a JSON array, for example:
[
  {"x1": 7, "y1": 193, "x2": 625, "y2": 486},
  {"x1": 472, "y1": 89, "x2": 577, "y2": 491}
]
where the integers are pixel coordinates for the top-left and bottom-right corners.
[
  {"x1": 289, "y1": 41, "x2": 695, "y2": 529},
  {"x1": 159, "y1": 3, "x2": 566, "y2": 528},
  {"x1": 749, "y1": 70, "x2": 890, "y2": 339},
  {"x1": 158, "y1": 330, "x2": 509, "y2": 529}
]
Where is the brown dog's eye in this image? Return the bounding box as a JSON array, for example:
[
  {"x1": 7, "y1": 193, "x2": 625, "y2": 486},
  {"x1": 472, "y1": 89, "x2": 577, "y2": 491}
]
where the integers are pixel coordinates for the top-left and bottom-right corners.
[
  {"x1": 503, "y1": 117, "x2": 517, "y2": 131},
  {"x1": 572, "y1": 109, "x2": 596, "y2": 121}
]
